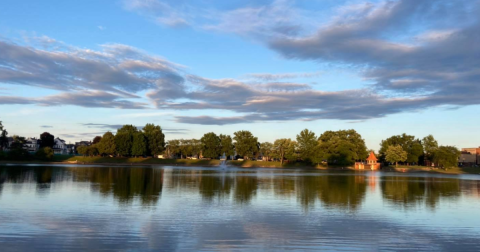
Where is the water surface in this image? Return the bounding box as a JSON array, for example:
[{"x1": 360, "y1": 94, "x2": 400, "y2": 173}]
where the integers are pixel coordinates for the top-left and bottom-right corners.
[{"x1": 1, "y1": 164, "x2": 480, "y2": 251}]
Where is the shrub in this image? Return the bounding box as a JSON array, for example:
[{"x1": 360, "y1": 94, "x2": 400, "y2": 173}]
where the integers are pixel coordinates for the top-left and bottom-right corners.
[
  {"x1": 7, "y1": 148, "x2": 30, "y2": 160},
  {"x1": 36, "y1": 147, "x2": 54, "y2": 161}
]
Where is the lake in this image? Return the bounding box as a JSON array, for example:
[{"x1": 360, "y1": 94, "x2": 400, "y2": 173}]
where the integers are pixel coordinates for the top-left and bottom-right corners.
[{"x1": 1, "y1": 164, "x2": 480, "y2": 251}]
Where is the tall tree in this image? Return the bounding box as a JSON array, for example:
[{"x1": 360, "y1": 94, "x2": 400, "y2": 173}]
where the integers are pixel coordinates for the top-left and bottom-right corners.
[
  {"x1": 166, "y1": 139, "x2": 181, "y2": 158},
  {"x1": 40, "y1": 132, "x2": 55, "y2": 148},
  {"x1": 285, "y1": 140, "x2": 298, "y2": 162},
  {"x1": 318, "y1": 130, "x2": 368, "y2": 165},
  {"x1": 422, "y1": 135, "x2": 438, "y2": 160},
  {"x1": 296, "y1": 129, "x2": 317, "y2": 163},
  {"x1": 77, "y1": 145, "x2": 88, "y2": 157},
  {"x1": 115, "y1": 133, "x2": 132, "y2": 157},
  {"x1": 385, "y1": 145, "x2": 408, "y2": 167},
  {"x1": 201, "y1": 132, "x2": 221, "y2": 159},
  {"x1": 92, "y1": 136, "x2": 102, "y2": 145},
  {"x1": 259, "y1": 142, "x2": 274, "y2": 161},
  {"x1": 233, "y1": 131, "x2": 259, "y2": 160},
  {"x1": 0, "y1": 121, "x2": 8, "y2": 150},
  {"x1": 97, "y1": 132, "x2": 116, "y2": 156},
  {"x1": 273, "y1": 138, "x2": 292, "y2": 165},
  {"x1": 117, "y1": 125, "x2": 138, "y2": 135},
  {"x1": 143, "y1": 124, "x2": 165, "y2": 157},
  {"x1": 433, "y1": 146, "x2": 460, "y2": 168},
  {"x1": 219, "y1": 134, "x2": 235, "y2": 158},
  {"x1": 131, "y1": 132, "x2": 147, "y2": 157},
  {"x1": 380, "y1": 133, "x2": 424, "y2": 164}
]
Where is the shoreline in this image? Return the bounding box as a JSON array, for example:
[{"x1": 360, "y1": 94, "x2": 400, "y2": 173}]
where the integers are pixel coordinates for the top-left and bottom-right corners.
[{"x1": 1, "y1": 160, "x2": 479, "y2": 175}]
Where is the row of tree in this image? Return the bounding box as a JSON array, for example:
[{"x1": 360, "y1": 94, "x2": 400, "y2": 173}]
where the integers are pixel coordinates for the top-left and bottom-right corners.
[
  {"x1": 380, "y1": 134, "x2": 460, "y2": 168},
  {"x1": 0, "y1": 120, "x2": 463, "y2": 167},
  {"x1": 77, "y1": 124, "x2": 165, "y2": 158}
]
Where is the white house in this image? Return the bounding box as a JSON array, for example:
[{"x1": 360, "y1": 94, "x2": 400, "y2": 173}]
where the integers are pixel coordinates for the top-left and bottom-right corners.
[
  {"x1": 53, "y1": 137, "x2": 68, "y2": 154},
  {"x1": 24, "y1": 137, "x2": 41, "y2": 152}
]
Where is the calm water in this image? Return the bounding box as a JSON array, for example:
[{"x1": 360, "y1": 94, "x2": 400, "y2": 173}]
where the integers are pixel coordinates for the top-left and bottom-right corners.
[{"x1": 1, "y1": 165, "x2": 480, "y2": 251}]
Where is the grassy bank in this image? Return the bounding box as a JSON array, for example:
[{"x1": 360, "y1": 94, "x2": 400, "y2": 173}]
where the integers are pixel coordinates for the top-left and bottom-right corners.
[
  {"x1": 228, "y1": 160, "x2": 327, "y2": 169},
  {"x1": 384, "y1": 165, "x2": 480, "y2": 175},
  {"x1": 15, "y1": 155, "x2": 221, "y2": 166},
  {"x1": 56, "y1": 156, "x2": 221, "y2": 166}
]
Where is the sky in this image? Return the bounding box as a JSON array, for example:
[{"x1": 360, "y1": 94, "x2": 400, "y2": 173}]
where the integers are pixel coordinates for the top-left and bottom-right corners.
[{"x1": 0, "y1": 0, "x2": 479, "y2": 151}]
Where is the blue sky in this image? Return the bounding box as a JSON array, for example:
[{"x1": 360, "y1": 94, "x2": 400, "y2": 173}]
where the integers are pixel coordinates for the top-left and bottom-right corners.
[{"x1": 0, "y1": 0, "x2": 479, "y2": 151}]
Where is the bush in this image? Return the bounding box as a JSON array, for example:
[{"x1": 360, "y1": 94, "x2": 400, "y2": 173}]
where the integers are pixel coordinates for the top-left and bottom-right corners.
[
  {"x1": 0, "y1": 150, "x2": 6, "y2": 160},
  {"x1": 7, "y1": 148, "x2": 30, "y2": 160},
  {"x1": 36, "y1": 147, "x2": 54, "y2": 161}
]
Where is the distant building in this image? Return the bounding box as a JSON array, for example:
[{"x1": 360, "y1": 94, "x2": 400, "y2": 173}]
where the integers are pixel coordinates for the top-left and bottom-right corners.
[
  {"x1": 460, "y1": 147, "x2": 480, "y2": 166},
  {"x1": 355, "y1": 152, "x2": 381, "y2": 170},
  {"x1": 24, "y1": 137, "x2": 41, "y2": 153},
  {"x1": 66, "y1": 144, "x2": 76, "y2": 155},
  {"x1": 53, "y1": 137, "x2": 68, "y2": 154}
]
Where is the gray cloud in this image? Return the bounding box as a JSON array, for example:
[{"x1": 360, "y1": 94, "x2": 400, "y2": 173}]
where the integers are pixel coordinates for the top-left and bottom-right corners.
[
  {"x1": 243, "y1": 71, "x2": 321, "y2": 81},
  {"x1": 82, "y1": 123, "x2": 189, "y2": 134},
  {"x1": 41, "y1": 125, "x2": 53, "y2": 128},
  {"x1": 0, "y1": 91, "x2": 147, "y2": 109},
  {"x1": 0, "y1": 39, "x2": 185, "y2": 97}
]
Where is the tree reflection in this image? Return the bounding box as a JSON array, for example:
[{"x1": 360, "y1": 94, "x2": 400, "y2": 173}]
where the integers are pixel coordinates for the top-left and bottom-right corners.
[
  {"x1": 69, "y1": 167, "x2": 164, "y2": 206},
  {"x1": 380, "y1": 176, "x2": 460, "y2": 209},
  {"x1": 234, "y1": 172, "x2": 258, "y2": 204},
  {"x1": 294, "y1": 174, "x2": 367, "y2": 210}
]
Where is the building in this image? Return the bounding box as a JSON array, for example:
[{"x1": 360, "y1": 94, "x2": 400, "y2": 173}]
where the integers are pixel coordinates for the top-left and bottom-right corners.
[
  {"x1": 460, "y1": 147, "x2": 480, "y2": 166},
  {"x1": 23, "y1": 137, "x2": 41, "y2": 153},
  {"x1": 53, "y1": 137, "x2": 68, "y2": 154},
  {"x1": 355, "y1": 152, "x2": 381, "y2": 170}
]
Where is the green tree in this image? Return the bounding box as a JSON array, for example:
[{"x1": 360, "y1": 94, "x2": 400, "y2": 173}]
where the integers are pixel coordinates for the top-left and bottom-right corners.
[
  {"x1": 432, "y1": 146, "x2": 460, "y2": 168},
  {"x1": 233, "y1": 131, "x2": 259, "y2": 160},
  {"x1": 92, "y1": 136, "x2": 102, "y2": 144},
  {"x1": 201, "y1": 132, "x2": 221, "y2": 159},
  {"x1": 296, "y1": 129, "x2": 317, "y2": 163},
  {"x1": 7, "y1": 136, "x2": 30, "y2": 160},
  {"x1": 143, "y1": 124, "x2": 165, "y2": 157},
  {"x1": 318, "y1": 130, "x2": 368, "y2": 162},
  {"x1": 273, "y1": 138, "x2": 291, "y2": 165},
  {"x1": 422, "y1": 135, "x2": 438, "y2": 160},
  {"x1": 97, "y1": 132, "x2": 116, "y2": 156},
  {"x1": 319, "y1": 138, "x2": 357, "y2": 166},
  {"x1": 77, "y1": 145, "x2": 88, "y2": 157},
  {"x1": 131, "y1": 132, "x2": 147, "y2": 157},
  {"x1": 35, "y1": 147, "x2": 54, "y2": 161},
  {"x1": 115, "y1": 133, "x2": 132, "y2": 157},
  {"x1": 259, "y1": 142, "x2": 274, "y2": 161},
  {"x1": 219, "y1": 134, "x2": 235, "y2": 158},
  {"x1": 380, "y1": 134, "x2": 424, "y2": 164},
  {"x1": 117, "y1": 125, "x2": 138, "y2": 135},
  {"x1": 385, "y1": 145, "x2": 408, "y2": 167},
  {"x1": 40, "y1": 132, "x2": 55, "y2": 148},
  {"x1": 86, "y1": 146, "x2": 98, "y2": 156},
  {"x1": 284, "y1": 140, "x2": 298, "y2": 162},
  {"x1": 167, "y1": 139, "x2": 181, "y2": 158}
]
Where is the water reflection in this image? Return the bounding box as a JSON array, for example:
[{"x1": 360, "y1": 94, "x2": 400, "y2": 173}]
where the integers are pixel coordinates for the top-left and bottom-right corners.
[
  {"x1": 1, "y1": 166, "x2": 480, "y2": 251},
  {"x1": 381, "y1": 176, "x2": 461, "y2": 209},
  {"x1": 1, "y1": 166, "x2": 477, "y2": 211}
]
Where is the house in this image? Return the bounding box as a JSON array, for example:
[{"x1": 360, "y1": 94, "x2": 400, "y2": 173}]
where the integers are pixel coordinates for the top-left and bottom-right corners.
[
  {"x1": 24, "y1": 137, "x2": 41, "y2": 153},
  {"x1": 355, "y1": 152, "x2": 381, "y2": 170},
  {"x1": 460, "y1": 147, "x2": 480, "y2": 166},
  {"x1": 53, "y1": 137, "x2": 68, "y2": 154},
  {"x1": 66, "y1": 144, "x2": 76, "y2": 155}
]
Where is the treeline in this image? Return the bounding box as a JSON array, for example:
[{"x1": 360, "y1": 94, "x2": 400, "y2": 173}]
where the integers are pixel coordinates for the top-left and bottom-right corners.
[
  {"x1": 77, "y1": 124, "x2": 165, "y2": 158},
  {"x1": 379, "y1": 134, "x2": 460, "y2": 168},
  {"x1": 0, "y1": 120, "x2": 462, "y2": 167},
  {"x1": 163, "y1": 129, "x2": 368, "y2": 166}
]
